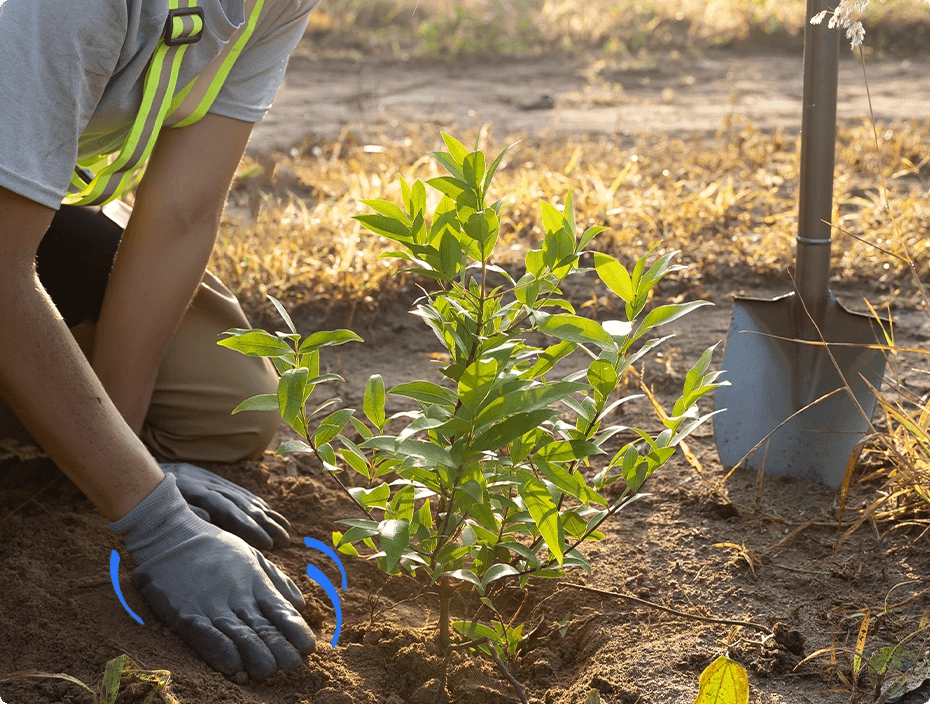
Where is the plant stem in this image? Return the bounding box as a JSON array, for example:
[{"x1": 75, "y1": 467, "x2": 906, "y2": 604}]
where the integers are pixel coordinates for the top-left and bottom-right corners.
[
  {"x1": 433, "y1": 647, "x2": 453, "y2": 704},
  {"x1": 438, "y1": 577, "x2": 452, "y2": 652},
  {"x1": 486, "y1": 639, "x2": 529, "y2": 704}
]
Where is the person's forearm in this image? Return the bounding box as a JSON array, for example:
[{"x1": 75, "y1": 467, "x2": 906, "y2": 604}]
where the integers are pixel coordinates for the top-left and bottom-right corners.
[
  {"x1": 90, "y1": 207, "x2": 219, "y2": 434},
  {"x1": 0, "y1": 264, "x2": 165, "y2": 520}
]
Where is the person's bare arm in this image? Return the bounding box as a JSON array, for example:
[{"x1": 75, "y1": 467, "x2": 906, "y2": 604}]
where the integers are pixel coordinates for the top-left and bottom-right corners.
[
  {"x1": 91, "y1": 113, "x2": 256, "y2": 434},
  {"x1": 0, "y1": 188, "x2": 164, "y2": 520}
]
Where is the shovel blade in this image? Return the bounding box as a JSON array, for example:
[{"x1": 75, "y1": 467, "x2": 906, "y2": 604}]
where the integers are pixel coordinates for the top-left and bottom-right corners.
[{"x1": 713, "y1": 292, "x2": 886, "y2": 489}]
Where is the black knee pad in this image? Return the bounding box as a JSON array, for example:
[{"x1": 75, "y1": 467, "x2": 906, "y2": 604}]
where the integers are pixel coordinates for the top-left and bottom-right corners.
[{"x1": 35, "y1": 206, "x2": 123, "y2": 328}]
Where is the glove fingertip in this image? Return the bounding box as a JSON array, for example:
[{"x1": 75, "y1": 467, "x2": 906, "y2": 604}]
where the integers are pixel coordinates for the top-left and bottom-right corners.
[{"x1": 176, "y1": 613, "x2": 244, "y2": 676}]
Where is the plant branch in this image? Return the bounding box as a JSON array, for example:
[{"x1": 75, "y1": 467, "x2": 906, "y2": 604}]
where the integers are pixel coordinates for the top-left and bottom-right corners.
[
  {"x1": 564, "y1": 583, "x2": 773, "y2": 635},
  {"x1": 485, "y1": 639, "x2": 529, "y2": 704}
]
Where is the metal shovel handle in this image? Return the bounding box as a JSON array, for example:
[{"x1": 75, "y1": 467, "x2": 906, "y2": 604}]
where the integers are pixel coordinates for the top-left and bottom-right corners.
[{"x1": 795, "y1": 0, "x2": 840, "y2": 329}]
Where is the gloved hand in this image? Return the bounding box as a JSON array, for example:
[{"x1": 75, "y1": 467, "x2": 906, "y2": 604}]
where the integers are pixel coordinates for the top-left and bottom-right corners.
[
  {"x1": 110, "y1": 473, "x2": 316, "y2": 679},
  {"x1": 158, "y1": 461, "x2": 290, "y2": 549}
]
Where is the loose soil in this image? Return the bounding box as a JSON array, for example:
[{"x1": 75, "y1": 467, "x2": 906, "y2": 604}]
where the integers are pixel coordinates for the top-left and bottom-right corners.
[{"x1": 3, "y1": 50, "x2": 930, "y2": 704}]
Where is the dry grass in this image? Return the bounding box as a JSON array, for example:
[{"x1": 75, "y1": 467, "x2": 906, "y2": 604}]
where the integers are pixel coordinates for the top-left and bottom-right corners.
[
  {"x1": 215, "y1": 118, "x2": 930, "y2": 323},
  {"x1": 299, "y1": 0, "x2": 930, "y2": 61}
]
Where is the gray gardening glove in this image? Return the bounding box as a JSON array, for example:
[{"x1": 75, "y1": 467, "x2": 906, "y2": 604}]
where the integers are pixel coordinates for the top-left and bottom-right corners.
[
  {"x1": 158, "y1": 462, "x2": 291, "y2": 549},
  {"x1": 109, "y1": 473, "x2": 316, "y2": 679}
]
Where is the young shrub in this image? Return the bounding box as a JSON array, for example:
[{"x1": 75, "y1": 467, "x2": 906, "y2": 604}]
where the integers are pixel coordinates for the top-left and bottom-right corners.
[{"x1": 220, "y1": 134, "x2": 725, "y2": 660}]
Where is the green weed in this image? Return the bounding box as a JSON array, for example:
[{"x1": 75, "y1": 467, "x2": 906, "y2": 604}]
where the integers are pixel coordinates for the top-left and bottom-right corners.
[{"x1": 0, "y1": 655, "x2": 178, "y2": 704}]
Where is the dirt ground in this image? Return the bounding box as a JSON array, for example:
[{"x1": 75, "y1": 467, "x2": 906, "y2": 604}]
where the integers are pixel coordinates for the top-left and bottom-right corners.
[{"x1": 3, "y1": 49, "x2": 930, "y2": 704}]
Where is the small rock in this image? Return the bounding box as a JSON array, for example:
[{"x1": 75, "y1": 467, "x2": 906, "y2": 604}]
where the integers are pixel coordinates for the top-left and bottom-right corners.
[{"x1": 233, "y1": 670, "x2": 250, "y2": 686}]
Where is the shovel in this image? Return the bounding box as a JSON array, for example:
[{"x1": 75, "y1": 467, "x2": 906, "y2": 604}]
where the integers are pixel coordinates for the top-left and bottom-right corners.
[{"x1": 712, "y1": 0, "x2": 886, "y2": 489}]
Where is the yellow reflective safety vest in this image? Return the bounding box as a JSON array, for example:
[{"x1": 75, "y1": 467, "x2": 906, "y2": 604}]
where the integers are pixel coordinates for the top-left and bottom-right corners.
[{"x1": 65, "y1": 0, "x2": 264, "y2": 206}]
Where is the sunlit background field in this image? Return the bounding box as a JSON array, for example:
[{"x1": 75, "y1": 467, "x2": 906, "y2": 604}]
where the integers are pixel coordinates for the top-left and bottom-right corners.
[
  {"x1": 204, "y1": 0, "x2": 930, "y2": 523},
  {"x1": 214, "y1": 0, "x2": 930, "y2": 319},
  {"x1": 298, "y1": 0, "x2": 930, "y2": 60}
]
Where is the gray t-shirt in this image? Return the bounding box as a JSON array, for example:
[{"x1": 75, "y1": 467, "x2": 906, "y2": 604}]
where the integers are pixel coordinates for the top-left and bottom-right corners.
[{"x1": 0, "y1": 0, "x2": 319, "y2": 209}]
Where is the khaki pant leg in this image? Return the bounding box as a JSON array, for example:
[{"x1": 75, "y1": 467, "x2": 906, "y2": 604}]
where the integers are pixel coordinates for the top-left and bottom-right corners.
[
  {"x1": 140, "y1": 273, "x2": 280, "y2": 463},
  {"x1": 0, "y1": 275, "x2": 279, "y2": 464}
]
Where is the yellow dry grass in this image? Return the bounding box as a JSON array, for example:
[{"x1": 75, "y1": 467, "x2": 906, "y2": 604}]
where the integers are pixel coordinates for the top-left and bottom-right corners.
[{"x1": 214, "y1": 118, "x2": 930, "y2": 321}]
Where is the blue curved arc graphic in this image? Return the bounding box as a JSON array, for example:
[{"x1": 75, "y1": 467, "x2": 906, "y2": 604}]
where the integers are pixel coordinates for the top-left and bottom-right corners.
[
  {"x1": 305, "y1": 565, "x2": 343, "y2": 648},
  {"x1": 303, "y1": 537, "x2": 348, "y2": 589},
  {"x1": 109, "y1": 550, "x2": 143, "y2": 625},
  {"x1": 303, "y1": 537, "x2": 348, "y2": 648}
]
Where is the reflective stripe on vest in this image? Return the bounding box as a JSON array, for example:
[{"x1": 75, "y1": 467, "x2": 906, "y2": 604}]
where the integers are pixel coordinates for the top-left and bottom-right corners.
[{"x1": 65, "y1": 0, "x2": 263, "y2": 206}]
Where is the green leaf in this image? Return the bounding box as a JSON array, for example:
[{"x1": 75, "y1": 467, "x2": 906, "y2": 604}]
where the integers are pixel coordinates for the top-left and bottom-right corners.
[
  {"x1": 527, "y1": 340, "x2": 575, "y2": 378},
  {"x1": 431, "y1": 151, "x2": 466, "y2": 181},
  {"x1": 360, "y1": 198, "x2": 412, "y2": 225},
  {"x1": 317, "y1": 442, "x2": 338, "y2": 471},
  {"x1": 218, "y1": 329, "x2": 293, "y2": 357},
  {"x1": 379, "y1": 519, "x2": 410, "y2": 572},
  {"x1": 563, "y1": 548, "x2": 592, "y2": 572},
  {"x1": 593, "y1": 252, "x2": 635, "y2": 303},
  {"x1": 336, "y1": 520, "x2": 380, "y2": 546},
  {"x1": 388, "y1": 484, "x2": 416, "y2": 523},
  {"x1": 481, "y1": 563, "x2": 520, "y2": 588},
  {"x1": 536, "y1": 439, "x2": 603, "y2": 463},
  {"x1": 350, "y1": 416, "x2": 374, "y2": 439},
  {"x1": 390, "y1": 380, "x2": 458, "y2": 406},
  {"x1": 452, "y1": 619, "x2": 498, "y2": 641},
  {"x1": 439, "y1": 230, "x2": 463, "y2": 277},
  {"x1": 231, "y1": 393, "x2": 279, "y2": 414},
  {"x1": 354, "y1": 213, "x2": 413, "y2": 243},
  {"x1": 579, "y1": 225, "x2": 608, "y2": 250},
  {"x1": 297, "y1": 329, "x2": 363, "y2": 353},
  {"x1": 629, "y1": 301, "x2": 713, "y2": 344},
  {"x1": 361, "y1": 436, "x2": 458, "y2": 469},
  {"x1": 276, "y1": 439, "x2": 313, "y2": 454},
  {"x1": 278, "y1": 368, "x2": 309, "y2": 435},
  {"x1": 517, "y1": 469, "x2": 564, "y2": 565},
  {"x1": 364, "y1": 375, "x2": 386, "y2": 429},
  {"x1": 535, "y1": 459, "x2": 603, "y2": 505},
  {"x1": 410, "y1": 179, "x2": 427, "y2": 215},
  {"x1": 441, "y1": 133, "x2": 470, "y2": 165},
  {"x1": 525, "y1": 248, "x2": 545, "y2": 277},
  {"x1": 267, "y1": 296, "x2": 297, "y2": 333},
  {"x1": 500, "y1": 540, "x2": 541, "y2": 568},
  {"x1": 462, "y1": 209, "x2": 500, "y2": 259},
  {"x1": 441, "y1": 569, "x2": 481, "y2": 588},
  {"x1": 458, "y1": 357, "x2": 499, "y2": 411},
  {"x1": 427, "y1": 176, "x2": 471, "y2": 204},
  {"x1": 350, "y1": 483, "x2": 390, "y2": 509},
  {"x1": 538, "y1": 313, "x2": 615, "y2": 350},
  {"x1": 471, "y1": 410, "x2": 554, "y2": 453},
  {"x1": 587, "y1": 360, "x2": 619, "y2": 402},
  {"x1": 463, "y1": 151, "x2": 486, "y2": 190},
  {"x1": 540, "y1": 201, "x2": 566, "y2": 237},
  {"x1": 331, "y1": 531, "x2": 360, "y2": 556},
  {"x1": 338, "y1": 438, "x2": 370, "y2": 478},
  {"x1": 692, "y1": 656, "x2": 749, "y2": 704},
  {"x1": 313, "y1": 408, "x2": 355, "y2": 446},
  {"x1": 514, "y1": 273, "x2": 540, "y2": 306}
]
